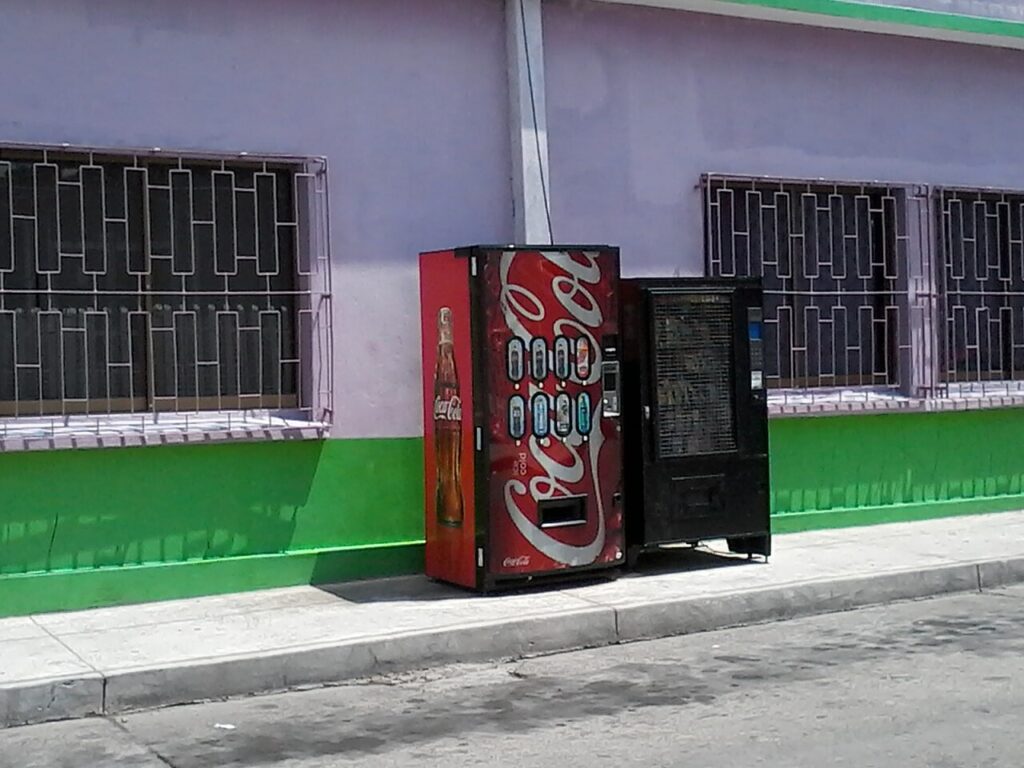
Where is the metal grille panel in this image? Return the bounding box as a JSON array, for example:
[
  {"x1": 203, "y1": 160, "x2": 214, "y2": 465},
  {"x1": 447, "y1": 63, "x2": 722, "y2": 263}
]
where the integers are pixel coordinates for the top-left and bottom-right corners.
[
  {"x1": 0, "y1": 144, "x2": 332, "y2": 444},
  {"x1": 652, "y1": 293, "x2": 736, "y2": 457},
  {"x1": 703, "y1": 174, "x2": 1024, "y2": 415},
  {"x1": 705, "y1": 175, "x2": 908, "y2": 400},
  {"x1": 939, "y1": 188, "x2": 1024, "y2": 393}
]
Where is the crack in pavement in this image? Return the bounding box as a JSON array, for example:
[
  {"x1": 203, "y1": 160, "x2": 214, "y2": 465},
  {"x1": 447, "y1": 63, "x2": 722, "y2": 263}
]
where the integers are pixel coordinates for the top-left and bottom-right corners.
[{"x1": 110, "y1": 716, "x2": 177, "y2": 768}]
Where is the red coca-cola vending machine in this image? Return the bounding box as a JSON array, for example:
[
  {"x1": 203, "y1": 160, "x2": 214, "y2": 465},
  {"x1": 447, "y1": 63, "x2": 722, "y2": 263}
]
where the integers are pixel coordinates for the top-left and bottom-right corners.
[{"x1": 420, "y1": 245, "x2": 625, "y2": 591}]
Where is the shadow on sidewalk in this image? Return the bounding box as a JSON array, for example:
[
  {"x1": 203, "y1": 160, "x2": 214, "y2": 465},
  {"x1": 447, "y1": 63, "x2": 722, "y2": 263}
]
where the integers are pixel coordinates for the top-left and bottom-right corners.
[
  {"x1": 316, "y1": 543, "x2": 761, "y2": 604},
  {"x1": 628, "y1": 543, "x2": 762, "y2": 577}
]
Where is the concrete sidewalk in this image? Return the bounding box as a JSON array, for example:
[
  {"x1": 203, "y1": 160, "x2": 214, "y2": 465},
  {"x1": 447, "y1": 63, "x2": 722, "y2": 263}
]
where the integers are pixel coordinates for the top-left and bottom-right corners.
[{"x1": 4, "y1": 511, "x2": 1024, "y2": 729}]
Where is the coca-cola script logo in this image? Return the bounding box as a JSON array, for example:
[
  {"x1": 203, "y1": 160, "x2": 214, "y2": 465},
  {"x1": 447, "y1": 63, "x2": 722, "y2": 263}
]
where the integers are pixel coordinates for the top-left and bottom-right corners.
[
  {"x1": 498, "y1": 250, "x2": 608, "y2": 567},
  {"x1": 502, "y1": 555, "x2": 531, "y2": 568},
  {"x1": 433, "y1": 396, "x2": 462, "y2": 421}
]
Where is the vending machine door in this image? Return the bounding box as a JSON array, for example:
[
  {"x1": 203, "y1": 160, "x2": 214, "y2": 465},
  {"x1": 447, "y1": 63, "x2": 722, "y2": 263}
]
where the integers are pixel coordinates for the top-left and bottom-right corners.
[{"x1": 475, "y1": 246, "x2": 625, "y2": 585}]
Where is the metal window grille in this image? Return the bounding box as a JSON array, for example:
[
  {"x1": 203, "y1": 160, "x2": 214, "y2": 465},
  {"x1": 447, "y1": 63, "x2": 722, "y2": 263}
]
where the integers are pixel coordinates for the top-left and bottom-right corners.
[
  {"x1": 0, "y1": 144, "x2": 332, "y2": 447},
  {"x1": 938, "y1": 188, "x2": 1024, "y2": 398},
  {"x1": 705, "y1": 174, "x2": 910, "y2": 406}
]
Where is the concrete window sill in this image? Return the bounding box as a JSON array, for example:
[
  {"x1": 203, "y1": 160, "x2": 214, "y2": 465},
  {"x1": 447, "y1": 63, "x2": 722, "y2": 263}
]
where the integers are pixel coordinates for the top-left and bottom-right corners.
[
  {"x1": 769, "y1": 384, "x2": 1024, "y2": 418},
  {"x1": 0, "y1": 411, "x2": 329, "y2": 452}
]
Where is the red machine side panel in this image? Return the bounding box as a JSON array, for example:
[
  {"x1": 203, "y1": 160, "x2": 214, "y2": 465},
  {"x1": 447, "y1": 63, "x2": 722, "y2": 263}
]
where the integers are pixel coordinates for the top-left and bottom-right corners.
[{"x1": 420, "y1": 249, "x2": 477, "y2": 588}]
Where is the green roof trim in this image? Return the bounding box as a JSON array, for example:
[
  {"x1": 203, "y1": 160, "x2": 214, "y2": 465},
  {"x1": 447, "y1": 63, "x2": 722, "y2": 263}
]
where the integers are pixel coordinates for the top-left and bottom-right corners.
[{"x1": 717, "y1": 0, "x2": 1024, "y2": 40}]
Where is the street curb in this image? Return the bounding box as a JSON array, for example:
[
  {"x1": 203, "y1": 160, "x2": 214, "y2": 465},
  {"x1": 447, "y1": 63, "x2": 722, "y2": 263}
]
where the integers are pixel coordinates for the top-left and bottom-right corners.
[
  {"x1": 614, "y1": 562, "x2": 982, "y2": 643},
  {"x1": 102, "y1": 607, "x2": 619, "y2": 714},
  {"x1": 0, "y1": 674, "x2": 104, "y2": 729},
  {"x1": 3, "y1": 556, "x2": 1024, "y2": 728},
  {"x1": 978, "y1": 558, "x2": 1024, "y2": 590}
]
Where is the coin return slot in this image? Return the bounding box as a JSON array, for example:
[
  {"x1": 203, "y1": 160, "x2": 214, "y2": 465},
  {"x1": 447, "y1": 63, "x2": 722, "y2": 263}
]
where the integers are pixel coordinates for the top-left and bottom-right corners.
[{"x1": 538, "y1": 496, "x2": 587, "y2": 528}]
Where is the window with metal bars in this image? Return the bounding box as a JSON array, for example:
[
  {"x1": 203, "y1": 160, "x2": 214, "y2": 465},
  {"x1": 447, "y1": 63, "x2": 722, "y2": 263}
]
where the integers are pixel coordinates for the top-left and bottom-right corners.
[
  {"x1": 0, "y1": 146, "x2": 326, "y2": 425},
  {"x1": 704, "y1": 175, "x2": 907, "y2": 392},
  {"x1": 939, "y1": 188, "x2": 1024, "y2": 387}
]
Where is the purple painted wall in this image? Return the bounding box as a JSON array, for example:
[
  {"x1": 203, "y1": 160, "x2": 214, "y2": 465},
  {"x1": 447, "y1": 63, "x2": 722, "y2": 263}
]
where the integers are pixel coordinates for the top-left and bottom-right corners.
[
  {"x1": 543, "y1": 0, "x2": 1024, "y2": 277},
  {"x1": 5, "y1": 0, "x2": 1024, "y2": 441},
  {"x1": 0, "y1": 0, "x2": 511, "y2": 439}
]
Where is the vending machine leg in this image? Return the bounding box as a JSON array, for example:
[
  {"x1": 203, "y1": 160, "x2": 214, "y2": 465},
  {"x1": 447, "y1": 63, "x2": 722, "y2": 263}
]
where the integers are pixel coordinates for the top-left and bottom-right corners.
[
  {"x1": 727, "y1": 535, "x2": 772, "y2": 559},
  {"x1": 626, "y1": 545, "x2": 643, "y2": 570}
]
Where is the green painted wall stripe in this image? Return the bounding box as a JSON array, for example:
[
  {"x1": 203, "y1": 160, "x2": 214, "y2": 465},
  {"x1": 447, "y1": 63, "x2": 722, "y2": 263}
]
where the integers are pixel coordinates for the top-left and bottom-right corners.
[
  {"x1": 3, "y1": 408, "x2": 1024, "y2": 617},
  {"x1": 768, "y1": 409, "x2": 1024, "y2": 517},
  {"x1": 771, "y1": 494, "x2": 1024, "y2": 534},
  {"x1": 0, "y1": 542, "x2": 424, "y2": 619},
  {"x1": 713, "y1": 0, "x2": 1024, "y2": 38},
  {"x1": 0, "y1": 437, "x2": 424, "y2": 577}
]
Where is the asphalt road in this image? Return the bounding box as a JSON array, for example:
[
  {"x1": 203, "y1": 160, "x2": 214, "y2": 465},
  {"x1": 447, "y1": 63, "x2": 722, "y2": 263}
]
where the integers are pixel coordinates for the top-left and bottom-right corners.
[{"x1": 4, "y1": 585, "x2": 1024, "y2": 767}]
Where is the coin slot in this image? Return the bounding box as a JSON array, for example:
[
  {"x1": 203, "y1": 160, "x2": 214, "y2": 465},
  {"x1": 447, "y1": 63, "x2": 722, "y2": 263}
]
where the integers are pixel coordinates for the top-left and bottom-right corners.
[{"x1": 601, "y1": 361, "x2": 620, "y2": 417}]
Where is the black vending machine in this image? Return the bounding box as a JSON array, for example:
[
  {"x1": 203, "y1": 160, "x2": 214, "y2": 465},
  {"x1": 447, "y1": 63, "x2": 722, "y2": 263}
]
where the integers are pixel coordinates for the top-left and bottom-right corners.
[{"x1": 620, "y1": 277, "x2": 771, "y2": 565}]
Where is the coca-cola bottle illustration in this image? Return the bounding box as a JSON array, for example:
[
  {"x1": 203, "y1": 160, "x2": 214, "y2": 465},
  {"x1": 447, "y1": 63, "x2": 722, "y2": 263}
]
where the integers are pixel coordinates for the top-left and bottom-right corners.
[{"x1": 433, "y1": 307, "x2": 464, "y2": 527}]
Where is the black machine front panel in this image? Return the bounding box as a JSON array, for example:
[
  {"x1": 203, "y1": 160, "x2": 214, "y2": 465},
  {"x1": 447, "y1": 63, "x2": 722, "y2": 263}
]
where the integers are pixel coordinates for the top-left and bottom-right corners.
[{"x1": 621, "y1": 278, "x2": 770, "y2": 557}]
